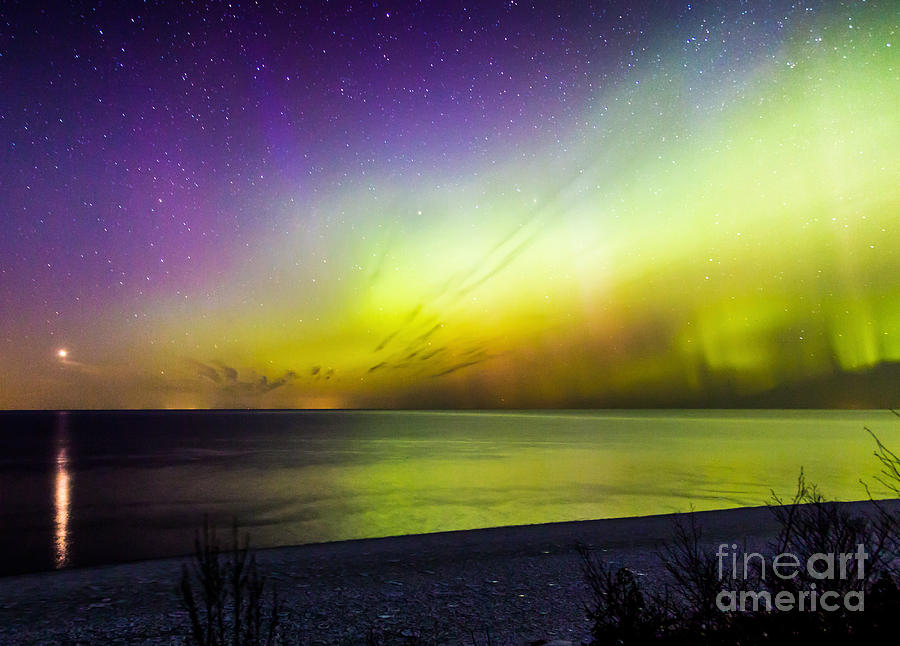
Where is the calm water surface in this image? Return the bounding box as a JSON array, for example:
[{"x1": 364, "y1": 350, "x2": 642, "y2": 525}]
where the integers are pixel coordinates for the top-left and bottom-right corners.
[{"x1": 1, "y1": 409, "x2": 898, "y2": 576}]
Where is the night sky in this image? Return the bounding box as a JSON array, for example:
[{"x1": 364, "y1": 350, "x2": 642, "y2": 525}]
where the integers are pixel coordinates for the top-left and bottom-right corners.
[{"x1": 1, "y1": 1, "x2": 898, "y2": 409}]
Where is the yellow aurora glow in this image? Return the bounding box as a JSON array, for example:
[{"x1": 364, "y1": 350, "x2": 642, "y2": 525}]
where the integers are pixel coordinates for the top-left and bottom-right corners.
[{"x1": 2, "y1": 4, "x2": 898, "y2": 409}]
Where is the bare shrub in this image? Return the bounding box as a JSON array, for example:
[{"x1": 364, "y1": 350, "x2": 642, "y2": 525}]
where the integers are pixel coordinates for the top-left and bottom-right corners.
[{"x1": 179, "y1": 517, "x2": 281, "y2": 646}]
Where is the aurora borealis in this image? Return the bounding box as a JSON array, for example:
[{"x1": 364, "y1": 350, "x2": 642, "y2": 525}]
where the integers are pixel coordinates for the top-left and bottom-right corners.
[{"x1": 1, "y1": 1, "x2": 898, "y2": 409}]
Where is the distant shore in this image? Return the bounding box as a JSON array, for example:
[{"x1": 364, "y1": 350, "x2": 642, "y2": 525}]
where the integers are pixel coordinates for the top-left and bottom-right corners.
[{"x1": 2, "y1": 500, "x2": 895, "y2": 645}]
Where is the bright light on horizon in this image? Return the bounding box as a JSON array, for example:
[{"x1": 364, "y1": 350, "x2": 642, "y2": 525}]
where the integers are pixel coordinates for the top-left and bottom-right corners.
[{"x1": 57, "y1": 349, "x2": 68, "y2": 359}]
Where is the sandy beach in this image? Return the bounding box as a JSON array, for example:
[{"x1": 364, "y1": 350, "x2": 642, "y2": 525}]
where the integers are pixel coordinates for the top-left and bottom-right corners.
[{"x1": 5, "y1": 501, "x2": 893, "y2": 645}]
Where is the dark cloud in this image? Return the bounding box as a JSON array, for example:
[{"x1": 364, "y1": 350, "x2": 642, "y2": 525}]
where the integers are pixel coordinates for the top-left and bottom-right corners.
[
  {"x1": 374, "y1": 330, "x2": 399, "y2": 353},
  {"x1": 191, "y1": 360, "x2": 223, "y2": 384},
  {"x1": 190, "y1": 360, "x2": 300, "y2": 398},
  {"x1": 221, "y1": 365, "x2": 238, "y2": 383},
  {"x1": 418, "y1": 347, "x2": 444, "y2": 361},
  {"x1": 431, "y1": 359, "x2": 486, "y2": 378},
  {"x1": 364, "y1": 204, "x2": 548, "y2": 376}
]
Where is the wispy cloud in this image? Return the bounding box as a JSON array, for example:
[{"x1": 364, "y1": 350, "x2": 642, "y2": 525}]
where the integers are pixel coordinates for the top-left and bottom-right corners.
[{"x1": 190, "y1": 360, "x2": 300, "y2": 398}]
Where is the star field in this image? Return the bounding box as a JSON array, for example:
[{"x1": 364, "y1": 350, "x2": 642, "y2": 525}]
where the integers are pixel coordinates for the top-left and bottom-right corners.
[{"x1": 1, "y1": 0, "x2": 898, "y2": 408}]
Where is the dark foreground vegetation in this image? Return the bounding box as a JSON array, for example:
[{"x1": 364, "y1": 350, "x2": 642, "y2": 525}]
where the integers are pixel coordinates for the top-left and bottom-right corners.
[
  {"x1": 579, "y1": 421, "x2": 900, "y2": 646},
  {"x1": 179, "y1": 520, "x2": 281, "y2": 646},
  {"x1": 177, "y1": 418, "x2": 900, "y2": 645}
]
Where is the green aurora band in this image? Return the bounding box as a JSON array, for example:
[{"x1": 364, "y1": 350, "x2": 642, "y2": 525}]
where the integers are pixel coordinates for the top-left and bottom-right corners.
[{"x1": 3, "y1": 3, "x2": 899, "y2": 409}]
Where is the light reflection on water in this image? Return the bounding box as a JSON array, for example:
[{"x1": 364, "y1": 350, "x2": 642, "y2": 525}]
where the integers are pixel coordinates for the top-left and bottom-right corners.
[
  {"x1": 54, "y1": 413, "x2": 70, "y2": 568},
  {"x1": 2, "y1": 409, "x2": 899, "y2": 575}
]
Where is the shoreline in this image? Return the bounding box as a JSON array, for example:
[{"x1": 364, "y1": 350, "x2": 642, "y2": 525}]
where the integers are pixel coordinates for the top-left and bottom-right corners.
[{"x1": 2, "y1": 500, "x2": 896, "y2": 645}]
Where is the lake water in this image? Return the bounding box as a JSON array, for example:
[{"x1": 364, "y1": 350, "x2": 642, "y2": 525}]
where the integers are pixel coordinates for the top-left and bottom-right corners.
[{"x1": 1, "y1": 409, "x2": 899, "y2": 576}]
